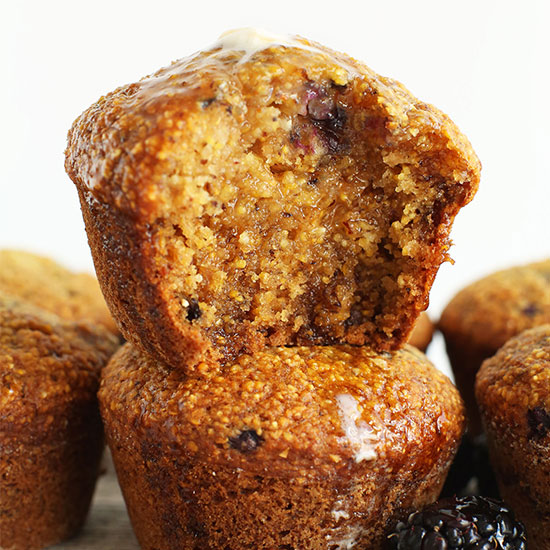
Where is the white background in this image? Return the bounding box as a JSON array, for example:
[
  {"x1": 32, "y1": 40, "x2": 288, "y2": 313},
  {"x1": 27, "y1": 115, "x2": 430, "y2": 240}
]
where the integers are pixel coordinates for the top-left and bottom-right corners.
[{"x1": 1, "y1": 0, "x2": 549, "y2": 371}]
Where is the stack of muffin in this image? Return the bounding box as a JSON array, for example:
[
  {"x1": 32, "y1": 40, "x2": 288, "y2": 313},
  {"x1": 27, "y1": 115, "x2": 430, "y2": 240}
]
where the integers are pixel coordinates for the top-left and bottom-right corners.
[{"x1": 65, "y1": 30, "x2": 481, "y2": 550}]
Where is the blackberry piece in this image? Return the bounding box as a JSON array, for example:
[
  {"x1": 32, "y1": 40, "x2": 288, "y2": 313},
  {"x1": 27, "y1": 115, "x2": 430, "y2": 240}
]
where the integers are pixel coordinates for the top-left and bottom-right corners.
[
  {"x1": 386, "y1": 496, "x2": 526, "y2": 550},
  {"x1": 186, "y1": 298, "x2": 202, "y2": 321},
  {"x1": 229, "y1": 429, "x2": 264, "y2": 452}
]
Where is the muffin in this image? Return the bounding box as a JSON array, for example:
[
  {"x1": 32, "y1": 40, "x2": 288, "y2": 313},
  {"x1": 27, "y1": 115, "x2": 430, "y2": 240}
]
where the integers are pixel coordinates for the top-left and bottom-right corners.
[
  {"x1": 407, "y1": 312, "x2": 434, "y2": 352},
  {"x1": 0, "y1": 293, "x2": 119, "y2": 550},
  {"x1": 439, "y1": 259, "x2": 550, "y2": 433},
  {"x1": 476, "y1": 325, "x2": 550, "y2": 549},
  {"x1": 0, "y1": 249, "x2": 118, "y2": 336},
  {"x1": 66, "y1": 28, "x2": 480, "y2": 370},
  {"x1": 100, "y1": 342, "x2": 465, "y2": 550}
]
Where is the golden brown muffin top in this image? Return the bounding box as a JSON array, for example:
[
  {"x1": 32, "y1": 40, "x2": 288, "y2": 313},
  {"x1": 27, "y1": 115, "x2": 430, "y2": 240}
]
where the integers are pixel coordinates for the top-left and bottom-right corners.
[
  {"x1": 476, "y1": 324, "x2": 550, "y2": 441},
  {"x1": 101, "y1": 343, "x2": 464, "y2": 479},
  {"x1": 439, "y1": 260, "x2": 550, "y2": 353},
  {"x1": 67, "y1": 31, "x2": 480, "y2": 213},
  {"x1": 0, "y1": 293, "x2": 119, "y2": 436},
  {"x1": 66, "y1": 30, "x2": 480, "y2": 368},
  {"x1": 0, "y1": 249, "x2": 118, "y2": 335}
]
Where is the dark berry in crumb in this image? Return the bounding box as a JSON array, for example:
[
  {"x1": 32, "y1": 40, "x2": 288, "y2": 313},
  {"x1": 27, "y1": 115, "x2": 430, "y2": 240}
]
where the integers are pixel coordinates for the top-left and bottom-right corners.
[
  {"x1": 186, "y1": 298, "x2": 202, "y2": 321},
  {"x1": 385, "y1": 496, "x2": 526, "y2": 550},
  {"x1": 440, "y1": 434, "x2": 499, "y2": 499},
  {"x1": 229, "y1": 429, "x2": 264, "y2": 452},
  {"x1": 200, "y1": 97, "x2": 216, "y2": 109},
  {"x1": 521, "y1": 303, "x2": 539, "y2": 317},
  {"x1": 527, "y1": 406, "x2": 550, "y2": 439}
]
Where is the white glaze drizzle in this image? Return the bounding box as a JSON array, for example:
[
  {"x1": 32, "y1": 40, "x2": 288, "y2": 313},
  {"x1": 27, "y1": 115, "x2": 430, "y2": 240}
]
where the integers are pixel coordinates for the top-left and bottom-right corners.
[
  {"x1": 326, "y1": 524, "x2": 365, "y2": 549},
  {"x1": 331, "y1": 509, "x2": 350, "y2": 521},
  {"x1": 336, "y1": 394, "x2": 378, "y2": 462},
  {"x1": 213, "y1": 27, "x2": 322, "y2": 61}
]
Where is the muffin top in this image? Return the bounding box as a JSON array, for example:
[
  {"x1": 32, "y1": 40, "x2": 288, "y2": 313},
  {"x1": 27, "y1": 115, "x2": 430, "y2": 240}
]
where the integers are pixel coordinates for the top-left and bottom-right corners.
[
  {"x1": 476, "y1": 324, "x2": 550, "y2": 441},
  {"x1": 440, "y1": 260, "x2": 550, "y2": 353},
  {"x1": 101, "y1": 342, "x2": 464, "y2": 479},
  {"x1": 66, "y1": 29, "x2": 479, "y2": 368},
  {"x1": 0, "y1": 293, "x2": 119, "y2": 439},
  {"x1": 0, "y1": 249, "x2": 118, "y2": 335}
]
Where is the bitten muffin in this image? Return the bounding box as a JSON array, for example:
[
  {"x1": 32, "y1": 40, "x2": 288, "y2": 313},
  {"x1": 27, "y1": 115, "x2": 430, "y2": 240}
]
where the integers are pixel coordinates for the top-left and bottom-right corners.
[
  {"x1": 0, "y1": 293, "x2": 119, "y2": 550},
  {"x1": 439, "y1": 259, "x2": 550, "y2": 433},
  {"x1": 407, "y1": 312, "x2": 434, "y2": 352},
  {"x1": 476, "y1": 325, "x2": 550, "y2": 549},
  {"x1": 66, "y1": 28, "x2": 480, "y2": 369},
  {"x1": 100, "y1": 342, "x2": 465, "y2": 550},
  {"x1": 0, "y1": 249, "x2": 118, "y2": 336}
]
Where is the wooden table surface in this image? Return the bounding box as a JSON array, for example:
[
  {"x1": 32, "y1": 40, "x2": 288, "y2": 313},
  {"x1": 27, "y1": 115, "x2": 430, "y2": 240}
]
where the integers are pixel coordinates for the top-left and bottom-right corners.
[{"x1": 50, "y1": 456, "x2": 139, "y2": 550}]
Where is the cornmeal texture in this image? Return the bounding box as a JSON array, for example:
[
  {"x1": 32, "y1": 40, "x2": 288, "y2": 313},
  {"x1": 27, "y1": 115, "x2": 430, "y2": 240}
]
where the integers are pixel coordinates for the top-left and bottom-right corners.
[
  {"x1": 476, "y1": 325, "x2": 550, "y2": 549},
  {"x1": 66, "y1": 36, "x2": 480, "y2": 369},
  {"x1": 0, "y1": 249, "x2": 118, "y2": 336},
  {"x1": 100, "y1": 343, "x2": 464, "y2": 550},
  {"x1": 0, "y1": 294, "x2": 119, "y2": 550},
  {"x1": 440, "y1": 259, "x2": 550, "y2": 433}
]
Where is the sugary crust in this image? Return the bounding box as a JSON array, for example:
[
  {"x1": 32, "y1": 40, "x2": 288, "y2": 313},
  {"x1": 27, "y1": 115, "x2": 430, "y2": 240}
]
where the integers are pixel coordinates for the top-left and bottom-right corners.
[
  {"x1": 0, "y1": 249, "x2": 119, "y2": 336},
  {"x1": 0, "y1": 294, "x2": 118, "y2": 550},
  {"x1": 440, "y1": 259, "x2": 550, "y2": 432},
  {"x1": 100, "y1": 343, "x2": 464, "y2": 477},
  {"x1": 0, "y1": 293, "x2": 118, "y2": 437},
  {"x1": 440, "y1": 260, "x2": 550, "y2": 353},
  {"x1": 100, "y1": 342, "x2": 464, "y2": 549},
  {"x1": 476, "y1": 325, "x2": 550, "y2": 547},
  {"x1": 66, "y1": 35, "x2": 480, "y2": 369}
]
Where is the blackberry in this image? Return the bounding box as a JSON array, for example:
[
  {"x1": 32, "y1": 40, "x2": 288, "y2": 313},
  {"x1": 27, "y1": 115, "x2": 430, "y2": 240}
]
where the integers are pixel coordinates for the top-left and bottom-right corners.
[
  {"x1": 229, "y1": 429, "x2": 264, "y2": 452},
  {"x1": 386, "y1": 496, "x2": 526, "y2": 550}
]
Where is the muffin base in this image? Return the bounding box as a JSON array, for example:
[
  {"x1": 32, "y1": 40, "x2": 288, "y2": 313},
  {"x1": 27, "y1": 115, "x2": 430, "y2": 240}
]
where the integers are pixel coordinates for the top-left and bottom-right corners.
[
  {"x1": 107, "y1": 423, "x2": 452, "y2": 550},
  {"x1": 101, "y1": 342, "x2": 464, "y2": 550},
  {"x1": 484, "y1": 423, "x2": 550, "y2": 550},
  {"x1": 0, "y1": 411, "x2": 103, "y2": 550}
]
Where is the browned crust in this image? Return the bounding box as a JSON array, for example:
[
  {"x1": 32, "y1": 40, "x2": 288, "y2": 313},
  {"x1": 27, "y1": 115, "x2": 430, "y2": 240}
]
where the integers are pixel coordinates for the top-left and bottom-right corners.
[
  {"x1": 0, "y1": 293, "x2": 119, "y2": 432},
  {"x1": 100, "y1": 343, "x2": 464, "y2": 478},
  {"x1": 100, "y1": 342, "x2": 464, "y2": 549},
  {"x1": 0, "y1": 249, "x2": 119, "y2": 336},
  {"x1": 67, "y1": 36, "x2": 480, "y2": 369},
  {"x1": 476, "y1": 325, "x2": 550, "y2": 547},
  {"x1": 108, "y1": 434, "x2": 451, "y2": 550},
  {"x1": 440, "y1": 259, "x2": 550, "y2": 432},
  {"x1": 440, "y1": 260, "x2": 550, "y2": 355},
  {"x1": 78, "y1": 193, "x2": 217, "y2": 367},
  {"x1": 0, "y1": 295, "x2": 117, "y2": 549},
  {"x1": 0, "y1": 408, "x2": 104, "y2": 550}
]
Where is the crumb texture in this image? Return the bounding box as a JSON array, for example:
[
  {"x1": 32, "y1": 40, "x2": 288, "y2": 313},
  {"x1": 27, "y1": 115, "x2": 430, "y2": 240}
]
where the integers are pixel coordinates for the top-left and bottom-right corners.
[
  {"x1": 100, "y1": 343, "x2": 464, "y2": 549},
  {"x1": 66, "y1": 35, "x2": 480, "y2": 369}
]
